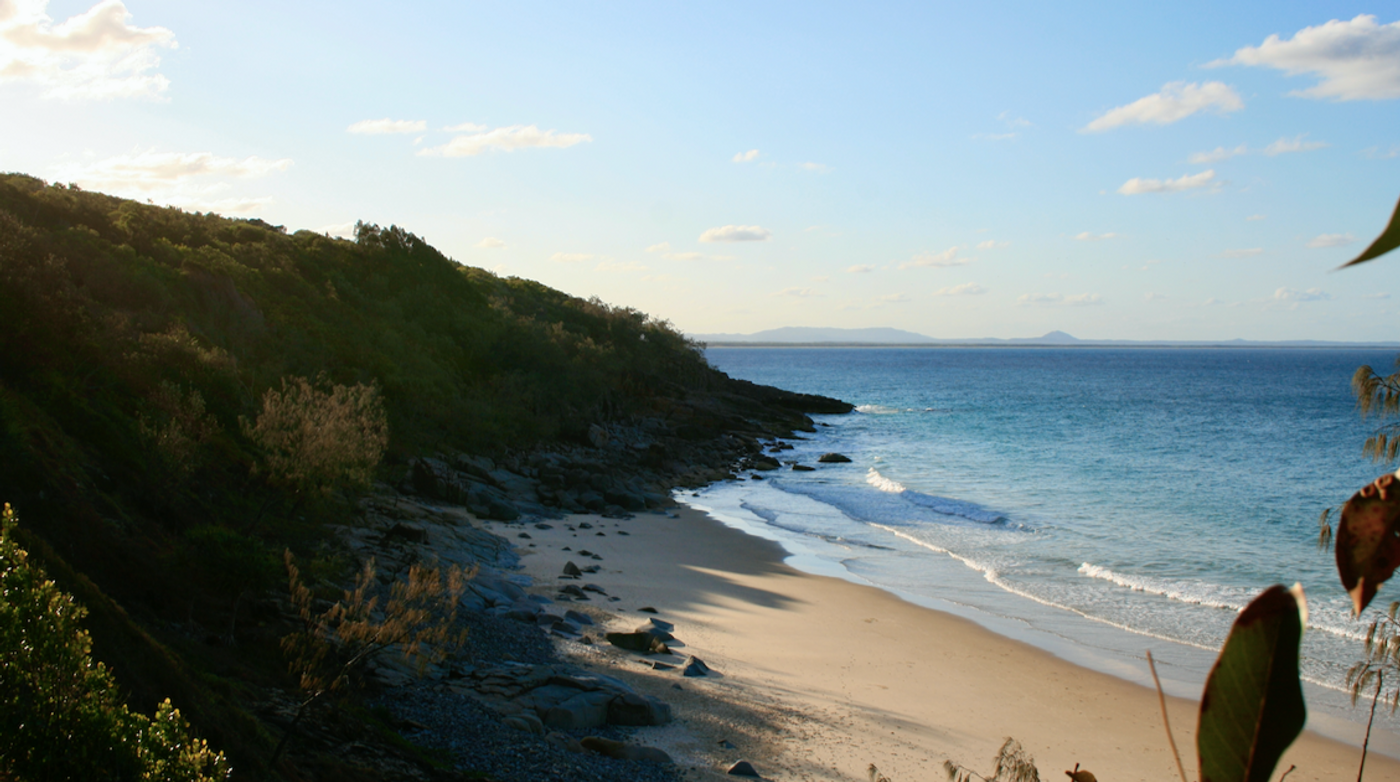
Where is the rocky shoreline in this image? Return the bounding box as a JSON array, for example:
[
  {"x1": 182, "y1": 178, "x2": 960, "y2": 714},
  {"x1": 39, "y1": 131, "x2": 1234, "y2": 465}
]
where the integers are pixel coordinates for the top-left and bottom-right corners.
[{"x1": 264, "y1": 380, "x2": 853, "y2": 780}]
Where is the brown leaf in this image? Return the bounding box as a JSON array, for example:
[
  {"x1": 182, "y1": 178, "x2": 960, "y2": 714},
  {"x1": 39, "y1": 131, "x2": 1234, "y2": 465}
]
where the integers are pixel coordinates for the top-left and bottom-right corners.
[
  {"x1": 1065, "y1": 771, "x2": 1097, "y2": 782},
  {"x1": 1336, "y1": 472, "x2": 1400, "y2": 614}
]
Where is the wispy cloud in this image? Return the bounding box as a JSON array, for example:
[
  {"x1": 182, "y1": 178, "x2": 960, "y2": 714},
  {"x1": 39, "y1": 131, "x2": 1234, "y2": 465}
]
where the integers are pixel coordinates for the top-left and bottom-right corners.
[
  {"x1": 550, "y1": 252, "x2": 597, "y2": 263},
  {"x1": 347, "y1": 118, "x2": 426, "y2": 135},
  {"x1": 1073, "y1": 231, "x2": 1118, "y2": 242},
  {"x1": 595, "y1": 260, "x2": 647, "y2": 272},
  {"x1": 1273, "y1": 287, "x2": 1331, "y2": 304},
  {"x1": 476, "y1": 237, "x2": 506, "y2": 249},
  {"x1": 879, "y1": 293, "x2": 909, "y2": 303},
  {"x1": 732, "y1": 149, "x2": 759, "y2": 162},
  {"x1": 800, "y1": 162, "x2": 832, "y2": 173},
  {"x1": 318, "y1": 222, "x2": 356, "y2": 239},
  {"x1": 899, "y1": 247, "x2": 966, "y2": 269},
  {"x1": 645, "y1": 242, "x2": 671, "y2": 253},
  {"x1": 662, "y1": 251, "x2": 706, "y2": 261},
  {"x1": 0, "y1": 0, "x2": 176, "y2": 100},
  {"x1": 419, "y1": 125, "x2": 592, "y2": 157},
  {"x1": 1118, "y1": 169, "x2": 1217, "y2": 195},
  {"x1": 52, "y1": 149, "x2": 291, "y2": 213},
  {"x1": 1017, "y1": 292, "x2": 1103, "y2": 306},
  {"x1": 1144, "y1": 292, "x2": 1167, "y2": 301},
  {"x1": 1190, "y1": 145, "x2": 1249, "y2": 164},
  {"x1": 934, "y1": 283, "x2": 987, "y2": 296},
  {"x1": 1263, "y1": 134, "x2": 1329, "y2": 155},
  {"x1": 1364, "y1": 292, "x2": 1392, "y2": 299},
  {"x1": 976, "y1": 239, "x2": 1010, "y2": 250},
  {"x1": 699, "y1": 225, "x2": 771, "y2": 243},
  {"x1": 444, "y1": 122, "x2": 487, "y2": 132},
  {"x1": 1220, "y1": 247, "x2": 1264, "y2": 258},
  {"x1": 846, "y1": 264, "x2": 876, "y2": 273},
  {"x1": 774, "y1": 287, "x2": 820, "y2": 298},
  {"x1": 1247, "y1": 214, "x2": 1267, "y2": 221},
  {"x1": 1213, "y1": 15, "x2": 1400, "y2": 101},
  {"x1": 1363, "y1": 146, "x2": 1400, "y2": 159},
  {"x1": 1305, "y1": 233, "x2": 1355, "y2": 248},
  {"x1": 1083, "y1": 82, "x2": 1243, "y2": 132}
]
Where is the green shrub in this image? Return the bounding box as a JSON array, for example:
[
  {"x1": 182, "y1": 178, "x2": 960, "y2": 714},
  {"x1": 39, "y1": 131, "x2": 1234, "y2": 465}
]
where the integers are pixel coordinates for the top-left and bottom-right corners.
[{"x1": 0, "y1": 503, "x2": 230, "y2": 780}]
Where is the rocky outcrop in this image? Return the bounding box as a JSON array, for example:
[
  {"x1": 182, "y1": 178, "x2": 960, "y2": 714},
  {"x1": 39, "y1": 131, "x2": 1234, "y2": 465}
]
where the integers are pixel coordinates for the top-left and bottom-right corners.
[{"x1": 447, "y1": 662, "x2": 673, "y2": 732}]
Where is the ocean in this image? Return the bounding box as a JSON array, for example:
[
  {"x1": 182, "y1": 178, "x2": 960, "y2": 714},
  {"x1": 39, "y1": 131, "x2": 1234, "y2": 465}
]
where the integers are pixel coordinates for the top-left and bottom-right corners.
[{"x1": 686, "y1": 346, "x2": 1400, "y2": 744}]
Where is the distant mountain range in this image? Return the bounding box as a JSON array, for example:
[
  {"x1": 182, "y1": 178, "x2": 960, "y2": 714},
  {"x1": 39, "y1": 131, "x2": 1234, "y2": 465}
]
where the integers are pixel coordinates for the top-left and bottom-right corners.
[{"x1": 690, "y1": 327, "x2": 1400, "y2": 348}]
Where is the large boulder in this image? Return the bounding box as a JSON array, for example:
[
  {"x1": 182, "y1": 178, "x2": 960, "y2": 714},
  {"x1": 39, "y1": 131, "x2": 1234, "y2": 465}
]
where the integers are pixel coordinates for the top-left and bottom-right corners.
[
  {"x1": 607, "y1": 692, "x2": 672, "y2": 726},
  {"x1": 543, "y1": 690, "x2": 616, "y2": 730},
  {"x1": 817, "y1": 452, "x2": 852, "y2": 463}
]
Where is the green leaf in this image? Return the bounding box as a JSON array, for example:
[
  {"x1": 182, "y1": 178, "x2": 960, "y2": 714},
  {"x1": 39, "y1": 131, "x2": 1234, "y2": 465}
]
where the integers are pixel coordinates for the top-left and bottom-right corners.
[
  {"x1": 1336, "y1": 472, "x2": 1400, "y2": 615},
  {"x1": 1341, "y1": 195, "x2": 1400, "y2": 268},
  {"x1": 1197, "y1": 584, "x2": 1307, "y2": 782}
]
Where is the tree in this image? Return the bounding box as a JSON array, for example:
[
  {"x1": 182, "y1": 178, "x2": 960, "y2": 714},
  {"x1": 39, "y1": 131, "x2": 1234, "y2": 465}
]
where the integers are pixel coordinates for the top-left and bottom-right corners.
[{"x1": 0, "y1": 503, "x2": 231, "y2": 781}]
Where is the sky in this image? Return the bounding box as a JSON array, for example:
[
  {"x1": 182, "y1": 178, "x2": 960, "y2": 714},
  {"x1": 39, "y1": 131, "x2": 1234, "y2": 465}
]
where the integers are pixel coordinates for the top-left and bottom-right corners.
[{"x1": 3, "y1": 2, "x2": 1400, "y2": 341}]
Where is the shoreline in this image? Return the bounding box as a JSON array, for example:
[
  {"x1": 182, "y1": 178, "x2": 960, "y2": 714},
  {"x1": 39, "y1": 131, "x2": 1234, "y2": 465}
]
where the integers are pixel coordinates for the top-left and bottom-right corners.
[{"x1": 494, "y1": 504, "x2": 1400, "y2": 782}]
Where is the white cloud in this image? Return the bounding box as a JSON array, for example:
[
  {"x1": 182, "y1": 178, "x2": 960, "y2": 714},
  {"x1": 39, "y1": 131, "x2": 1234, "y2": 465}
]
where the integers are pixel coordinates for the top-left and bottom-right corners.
[
  {"x1": 699, "y1": 225, "x2": 771, "y2": 243},
  {"x1": 800, "y1": 162, "x2": 832, "y2": 173},
  {"x1": 54, "y1": 150, "x2": 293, "y2": 192},
  {"x1": 1190, "y1": 145, "x2": 1249, "y2": 164},
  {"x1": 662, "y1": 252, "x2": 705, "y2": 261},
  {"x1": 1246, "y1": 214, "x2": 1267, "y2": 221},
  {"x1": 1273, "y1": 287, "x2": 1331, "y2": 303},
  {"x1": 1017, "y1": 292, "x2": 1103, "y2": 306},
  {"x1": 1306, "y1": 233, "x2": 1355, "y2": 248},
  {"x1": 347, "y1": 118, "x2": 426, "y2": 135},
  {"x1": 419, "y1": 125, "x2": 592, "y2": 157},
  {"x1": 645, "y1": 242, "x2": 671, "y2": 253},
  {"x1": 899, "y1": 247, "x2": 966, "y2": 269},
  {"x1": 1215, "y1": 15, "x2": 1400, "y2": 101},
  {"x1": 1220, "y1": 247, "x2": 1264, "y2": 258},
  {"x1": 1144, "y1": 292, "x2": 1167, "y2": 301},
  {"x1": 732, "y1": 149, "x2": 759, "y2": 162},
  {"x1": 1263, "y1": 134, "x2": 1329, "y2": 155},
  {"x1": 1364, "y1": 292, "x2": 1392, "y2": 299},
  {"x1": 595, "y1": 260, "x2": 647, "y2": 272},
  {"x1": 0, "y1": 0, "x2": 176, "y2": 100},
  {"x1": 880, "y1": 293, "x2": 910, "y2": 303},
  {"x1": 1083, "y1": 82, "x2": 1243, "y2": 132},
  {"x1": 847, "y1": 264, "x2": 876, "y2": 273},
  {"x1": 934, "y1": 283, "x2": 987, "y2": 296},
  {"x1": 1363, "y1": 146, "x2": 1400, "y2": 159},
  {"x1": 976, "y1": 239, "x2": 1009, "y2": 250},
  {"x1": 550, "y1": 252, "x2": 596, "y2": 263},
  {"x1": 774, "y1": 287, "x2": 820, "y2": 298},
  {"x1": 318, "y1": 221, "x2": 357, "y2": 239},
  {"x1": 1118, "y1": 169, "x2": 1217, "y2": 195},
  {"x1": 476, "y1": 237, "x2": 506, "y2": 249},
  {"x1": 1073, "y1": 231, "x2": 1118, "y2": 242},
  {"x1": 444, "y1": 121, "x2": 487, "y2": 132}
]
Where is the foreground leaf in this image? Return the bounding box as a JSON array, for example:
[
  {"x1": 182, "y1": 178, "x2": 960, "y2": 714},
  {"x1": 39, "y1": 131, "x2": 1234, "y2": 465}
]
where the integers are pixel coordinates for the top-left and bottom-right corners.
[
  {"x1": 1336, "y1": 472, "x2": 1400, "y2": 614},
  {"x1": 1341, "y1": 194, "x2": 1400, "y2": 268},
  {"x1": 1198, "y1": 584, "x2": 1307, "y2": 782}
]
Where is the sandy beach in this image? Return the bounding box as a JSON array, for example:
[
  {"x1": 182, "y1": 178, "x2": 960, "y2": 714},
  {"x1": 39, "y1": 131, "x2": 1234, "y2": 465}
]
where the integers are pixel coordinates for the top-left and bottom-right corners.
[{"x1": 484, "y1": 505, "x2": 1400, "y2": 782}]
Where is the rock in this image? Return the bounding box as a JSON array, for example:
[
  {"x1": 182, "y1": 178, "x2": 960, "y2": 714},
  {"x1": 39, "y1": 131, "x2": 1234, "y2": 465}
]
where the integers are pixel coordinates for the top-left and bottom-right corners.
[
  {"x1": 605, "y1": 632, "x2": 670, "y2": 654},
  {"x1": 792, "y1": 464, "x2": 815, "y2": 472},
  {"x1": 517, "y1": 532, "x2": 531, "y2": 539},
  {"x1": 752, "y1": 456, "x2": 781, "y2": 471},
  {"x1": 581, "y1": 584, "x2": 607, "y2": 595},
  {"x1": 506, "y1": 599, "x2": 543, "y2": 622},
  {"x1": 607, "y1": 692, "x2": 672, "y2": 726},
  {"x1": 637, "y1": 606, "x2": 658, "y2": 613},
  {"x1": 640, "y1": 617, "x2": 674, "y2": 632},
  {"x1": 534, "y1": 522, "x2": 554, "y2": 530},
  {"x1": 503, "y1": 714, "x2": 545, "y2": 735},
  {"x1": 484, "y1": 499, "x2": 520, "y2": 521},
  {"x1": 562, "y1": 561, "x2": 583, "y2": 577},
  {"x1": 633, "y1": 620, "x2": 674, "y2": 642},
  {"x1": 817, "y1": 452, "x2": 852, "y2": 463},
  {"x1": 580, "y1": 736, "x2": 674, "y2": 764},
  {"x1": 384, "y1": 523, "x2": 429, "y2": 544},
  {"x1": 728, "y1": 760, "x2": 762, "y2": 777},
  {"x1": 651, "y1": 661, "x2": 675, "y2": 671},
  {"x1": 564, "y1": 609, "x2": 594, "y2": 626},
  {"x1": 559, "y1": 585, "x2": 588, "y2": 599},
  {"x1": 682, "y1": 656, "x2": 712, "y2": 677},
  {"x1": 543, "y1": 690, "x2": 615, "y2": 729}
]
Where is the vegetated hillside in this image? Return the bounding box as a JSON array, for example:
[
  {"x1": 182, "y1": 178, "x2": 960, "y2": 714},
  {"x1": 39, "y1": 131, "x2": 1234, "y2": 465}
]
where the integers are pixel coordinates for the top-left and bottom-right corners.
[{"x1": 0, "y1": 172, "x2": 847, "y2": 778}]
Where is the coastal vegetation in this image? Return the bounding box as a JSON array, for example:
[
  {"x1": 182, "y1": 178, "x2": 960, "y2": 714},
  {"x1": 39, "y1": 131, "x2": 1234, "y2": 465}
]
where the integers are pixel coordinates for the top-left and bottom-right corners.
[{"x1": 0, "y1": 171, "x2": 843, "y2": 777}]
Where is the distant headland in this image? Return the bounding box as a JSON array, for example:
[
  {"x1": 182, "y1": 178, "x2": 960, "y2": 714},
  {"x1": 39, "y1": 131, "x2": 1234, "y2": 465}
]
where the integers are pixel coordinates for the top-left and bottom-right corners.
[{"x1": 691, "y1": 326, "x2": 1400, "y2": 349}]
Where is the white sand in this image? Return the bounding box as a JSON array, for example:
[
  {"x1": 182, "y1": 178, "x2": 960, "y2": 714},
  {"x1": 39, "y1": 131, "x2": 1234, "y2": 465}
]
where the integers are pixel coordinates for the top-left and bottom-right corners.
[{"x1": 488, "y1": 507, "x2": 1400, "y2": 782}]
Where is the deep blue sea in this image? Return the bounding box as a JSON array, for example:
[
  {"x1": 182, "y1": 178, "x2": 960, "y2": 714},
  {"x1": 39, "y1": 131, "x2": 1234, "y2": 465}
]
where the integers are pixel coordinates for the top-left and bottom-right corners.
[{"x1": 688, "y1": 346, "x2": 1400, "y2": 743}]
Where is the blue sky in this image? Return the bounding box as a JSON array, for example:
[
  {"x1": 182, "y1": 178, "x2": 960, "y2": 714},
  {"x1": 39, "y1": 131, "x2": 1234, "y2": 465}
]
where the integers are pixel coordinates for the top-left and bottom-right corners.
[{"x1": 3, "y1": 1, "x2": 1400, "y2": 340}]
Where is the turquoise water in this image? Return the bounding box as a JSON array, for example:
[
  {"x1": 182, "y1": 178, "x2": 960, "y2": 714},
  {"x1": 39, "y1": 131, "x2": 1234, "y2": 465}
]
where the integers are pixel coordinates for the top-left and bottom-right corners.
[{"x1": 688, "y1": 347, "x2": 1400, "y2": 741}]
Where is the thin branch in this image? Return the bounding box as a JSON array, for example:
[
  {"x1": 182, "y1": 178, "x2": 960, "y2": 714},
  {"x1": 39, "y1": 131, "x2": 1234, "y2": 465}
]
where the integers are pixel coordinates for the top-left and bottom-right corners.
[
  {"x1": 1359, "y1": 672, "x2": 1382, "y2": 782},
  {"x1": 1147, "y1": 651, "x2": 1188, "y2": 782}
]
